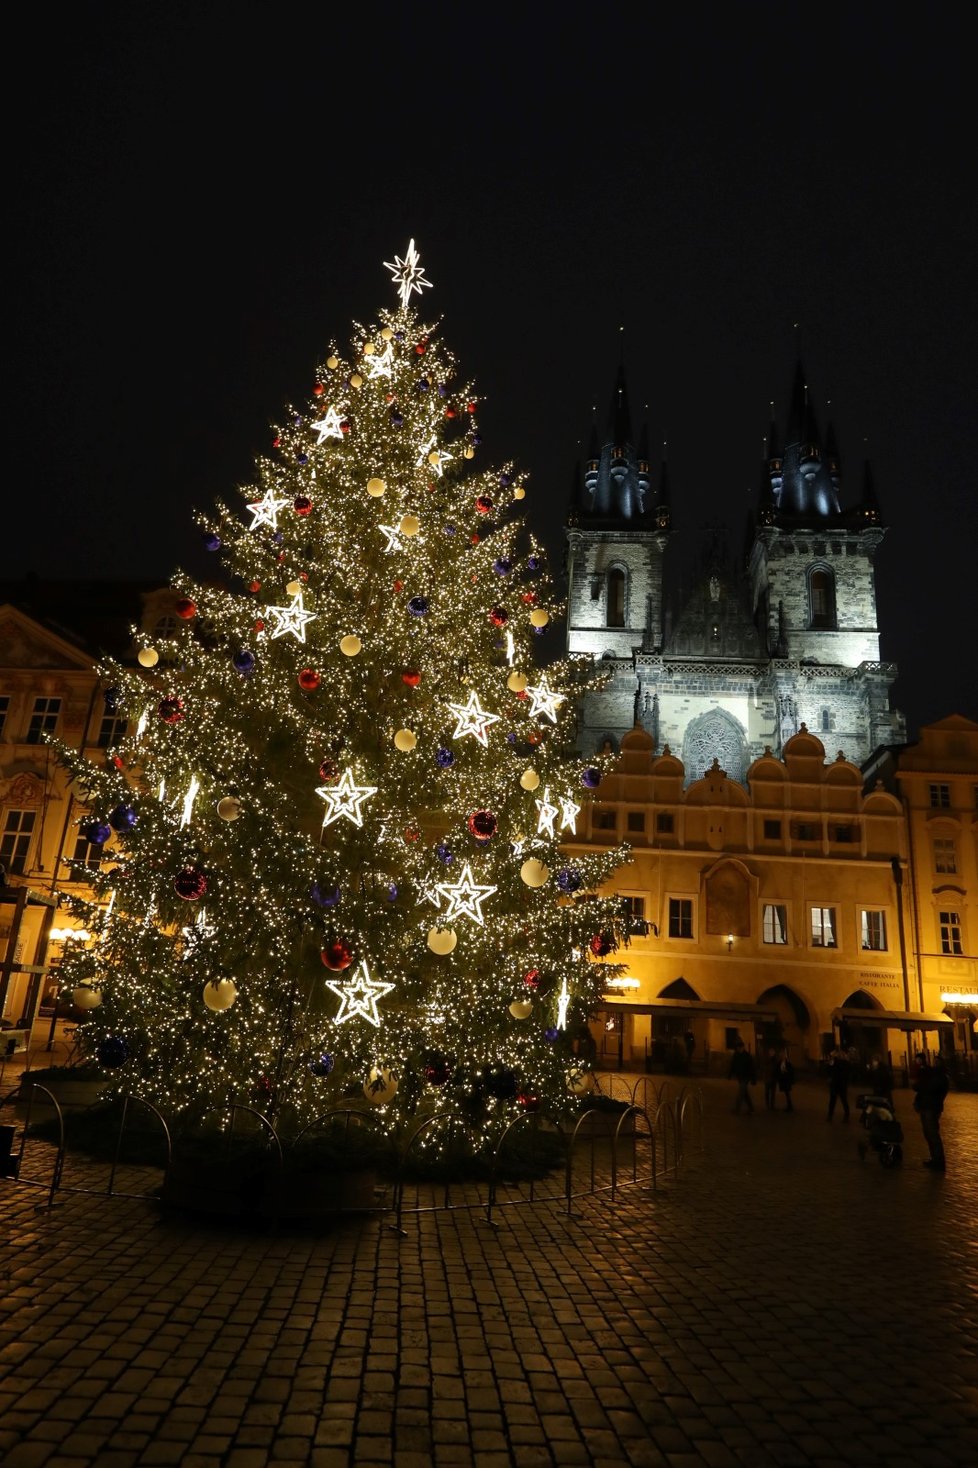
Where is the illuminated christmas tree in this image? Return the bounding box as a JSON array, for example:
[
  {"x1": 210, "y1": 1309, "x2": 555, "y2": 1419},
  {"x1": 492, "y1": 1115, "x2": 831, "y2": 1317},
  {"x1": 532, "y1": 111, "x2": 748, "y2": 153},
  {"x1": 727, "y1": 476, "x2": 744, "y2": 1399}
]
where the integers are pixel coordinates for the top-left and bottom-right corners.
[{"x1": 54, "y1": 243, "x2": 630, "y2": 1141}]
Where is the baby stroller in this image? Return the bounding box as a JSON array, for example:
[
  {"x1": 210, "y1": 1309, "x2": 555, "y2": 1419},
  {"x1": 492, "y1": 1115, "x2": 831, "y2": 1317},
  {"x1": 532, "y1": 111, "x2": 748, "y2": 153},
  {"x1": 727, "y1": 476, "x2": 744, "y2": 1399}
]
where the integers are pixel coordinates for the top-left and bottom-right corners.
[{"x1": 856, "y1": 1093, "x2": 903, "y2": 1167}]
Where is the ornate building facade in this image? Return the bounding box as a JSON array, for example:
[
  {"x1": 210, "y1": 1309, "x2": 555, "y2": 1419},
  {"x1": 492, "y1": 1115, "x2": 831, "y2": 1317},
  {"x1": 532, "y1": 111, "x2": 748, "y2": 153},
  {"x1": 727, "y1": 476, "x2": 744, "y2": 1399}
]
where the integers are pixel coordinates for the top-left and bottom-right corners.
[{"x1": 565, "y1": 362, "x2": 907, "y2": 781}]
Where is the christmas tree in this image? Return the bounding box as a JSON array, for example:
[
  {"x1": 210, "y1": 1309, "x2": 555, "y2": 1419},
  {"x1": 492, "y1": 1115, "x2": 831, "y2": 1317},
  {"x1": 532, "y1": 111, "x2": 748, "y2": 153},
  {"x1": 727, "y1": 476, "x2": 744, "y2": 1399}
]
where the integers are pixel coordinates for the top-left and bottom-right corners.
[{"x1": 54, "y1": 242, "x2": 630, "y2": 1144}]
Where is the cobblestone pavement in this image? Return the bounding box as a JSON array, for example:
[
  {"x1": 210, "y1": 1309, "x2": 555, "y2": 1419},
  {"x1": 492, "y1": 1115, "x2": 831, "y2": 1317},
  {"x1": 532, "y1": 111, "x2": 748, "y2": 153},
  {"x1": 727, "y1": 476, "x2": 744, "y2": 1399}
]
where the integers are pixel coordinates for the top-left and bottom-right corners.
[{"x1": 1, "y1": 1077, "x2": 976, "y2": 1468}]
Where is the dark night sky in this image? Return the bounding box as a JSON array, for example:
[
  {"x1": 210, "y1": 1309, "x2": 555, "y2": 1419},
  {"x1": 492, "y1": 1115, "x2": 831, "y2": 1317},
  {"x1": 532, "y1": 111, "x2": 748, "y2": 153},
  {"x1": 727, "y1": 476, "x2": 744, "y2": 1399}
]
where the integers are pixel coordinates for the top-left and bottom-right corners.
[{"x1": 8, "y1": 3, "x2": 976, "y2": 736}]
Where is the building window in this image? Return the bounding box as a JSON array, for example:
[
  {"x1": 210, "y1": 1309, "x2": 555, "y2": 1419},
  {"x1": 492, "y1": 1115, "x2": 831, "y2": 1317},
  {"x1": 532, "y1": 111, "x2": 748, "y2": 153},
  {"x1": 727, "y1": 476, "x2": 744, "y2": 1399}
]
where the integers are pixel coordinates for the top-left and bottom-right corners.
[
  {"x1": 792, "y1": 822, "x2": 819, "y2": 842},
  {"x1": 1, "y1": 810, "x2": 36, "y2": 875},
  {"x1": 939, "y1": 911, "x2": 963, "y2": 956},
  {"x1": 97, "y1": 713, "x2": 129, "y2": 748},
  {"x1": 0, "y1": 696, "x2": 9, "y2": 739},
  {"x1": 932, "y1": 838, "x2": 957, "y2": 873},
  {"x1": 763, "y1": 904, "x2": 788, "y2": 944},
  {"x1": 594, "y1": 809, "x2": 617, "y2": 831},
  {"x1": 656, "y1": 812, "x2": 674, "y2": 834},
  {"x1": 668, "y1": 898, "x2": 693, "y2": 939},
  {"x1": 25, "y1": 697, "x2": 62, "y2": 744},
  {"x1": 811, "y1": 907, "x2": 837, "y2": 948},
  {"x1": 626, "y1": 810, "x2": 645, "y2": 833},
  {"x1": 607, "y1": 568, "x2": 626, "y2": 628},
  {"x1": 832, "y1": 825, "x2": 856, "y2": 844},
  {"x1": 154, "y1": 614, "x2": 179, "y2": 640},
  {"x1": 621, "y1": 895, "x2": 649, "y2": 935},
  {"x1": 820, "y1": 708, "x2": 832, "y2": 733},
  {"x1": 763, "y1": 819, "x2": 782, "y2": 839},
  {"x1": 70, "y1": 831, "x2": 103, "y2": 871},
  {"x1": 861, "y1": 910, "x2": 888, "y2": 951},
  {"x1": 929, "y1": 783, "x2": 950, "y2": 808},
  {"x1": 809, "y1": 568, "x2": 836, "y2": 629}
]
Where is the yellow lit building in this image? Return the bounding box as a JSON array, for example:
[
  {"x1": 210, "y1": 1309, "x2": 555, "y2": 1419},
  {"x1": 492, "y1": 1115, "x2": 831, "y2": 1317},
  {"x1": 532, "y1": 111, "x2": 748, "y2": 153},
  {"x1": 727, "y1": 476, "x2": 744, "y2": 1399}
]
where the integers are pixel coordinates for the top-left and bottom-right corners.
[{"x1": 568, "y1": 723, "x2": 954, "y2": 1077}]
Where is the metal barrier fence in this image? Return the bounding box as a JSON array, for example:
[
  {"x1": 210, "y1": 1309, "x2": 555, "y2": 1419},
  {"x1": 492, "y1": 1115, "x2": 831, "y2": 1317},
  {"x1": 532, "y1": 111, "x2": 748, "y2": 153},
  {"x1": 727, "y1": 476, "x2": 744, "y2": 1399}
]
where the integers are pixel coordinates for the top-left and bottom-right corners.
[{"x1": 1, "y1": 1079, "x2": 705, "y2": 1228}]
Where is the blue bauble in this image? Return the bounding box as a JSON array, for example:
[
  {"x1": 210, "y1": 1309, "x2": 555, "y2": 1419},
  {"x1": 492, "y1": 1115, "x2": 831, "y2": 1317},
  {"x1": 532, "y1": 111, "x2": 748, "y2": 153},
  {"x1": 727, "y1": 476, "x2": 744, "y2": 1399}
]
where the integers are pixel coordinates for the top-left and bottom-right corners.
[
  {"x1": 309, "y1": 1053, "x2": 334, "y2": 1078},
  {"x1": 582, "y1": 768, "x2": 601, "y2": 790},
  {"x1": 557, "y1": 868, "x2": 581, "y2": 893},
  {"x1": 435, "y1": 843, "x2": 453, "y2": 864},
  {"x1": 544, "y1": 1028, "x2": 560, "y2": 1043},
  {"x1": 84, "y1": 821, "x2": 112, "y2": 846},
  {"x1": 435, "y1": 747, "x2": 455, "y2": 768},
  {"x1": 98, "y1": 1036, "x2": 130, "y2": 1069},
  {"x1": 387, "y1": 883, "x2": 398, "y2": 902},
  {"x1": 297, "y1": 453, "x2": 308, "y2": 465},
  {"x1": 437, "y1": 382, "x2": 447, "y2": 397},
  {"x1": 472, "y1": 433, "x2": 482, "y2": 446},
  {"x1": 109, "y1": 804, "x2": 137, "y2": 833},
  {"x1": 526, "y1": 556, "x2": 540, "y2": 572},
  {"x1": 311, "y1": 883, "x2": 341, "y2": 908},
  {"x1": 202, "y1": 532, "x2": 221, "y2": 552},
  {"x1": 408, "y1": 596, "x2": 429, "y2": 616},
  {"x1": 493, "y1": 558, "x2": 512, "y2": 576},
  {"x1": 390, "y1": 411, "x2": 403, "y2": 426},
  {"x1": 417, "y1": 378, "x2": 429, "y2": 392},
  {"x1": 499, "y1": 473, "x2": 512, "y2": 488},
  {"x1": 233, "y1": 650, "x2": 256, "y2": 676},
  {"x1": 272, "y1": 531, "x2": 283, "y2": 544},
  {"x1": 444, "y1": 524, "x2": 456, "y2": 536}
]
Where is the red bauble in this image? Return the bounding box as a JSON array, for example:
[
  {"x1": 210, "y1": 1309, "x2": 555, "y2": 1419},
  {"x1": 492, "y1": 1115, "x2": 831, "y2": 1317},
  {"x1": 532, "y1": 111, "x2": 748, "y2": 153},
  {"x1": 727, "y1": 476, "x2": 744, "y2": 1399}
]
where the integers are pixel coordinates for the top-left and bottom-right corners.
[
  {"x1": 174, "y1": 865, "x2": 208, "y2": 900},
  {"x1": 475, "y1": 496, "x2": 492, "y2": 514},
  {"x1": 468, "y1": 810, "x2": 497, "y2": 842},
  {"x1": 254, "y1": 619, "x2": 265, "y2": 633},
  {"x1": 528, "y1": 732, "x2": 542, "y2": 745},
  {"x1": 294, "y1": 496, "x2": 313, "y2": 515},
  {"x1": 589, "y1": 933, "x2": 615, "y2": 957},
  {"x1": 320, "y1": 940, "x2": 353, "y2": 971},
  {"x1": 466, "y1": 401, "x2": 477, "y2": 413},
  {"x1": 318, "y1": 758, "x2": 339, "y2": 783},
  {"x1": 249, "y1": 580, "x2": 261, "y2": 593},
  {"x1": 393, "y1": 579, "x2": 404, "y2": 593},
  {"x1": 313, "y1": 383, "x2": 324, "y2": 396},
  {"x1": 401, "y1": 669, "x2": 422, "y2": 687},
  {"x1": 516, "y1": 690, "x2": 528, "y2": 701},
  {"x1": 404, "y1": 826, "x2": 420, "y2": 844},
  {"x1": 298, "y1": 669, "x2": 321, "y2": 692},
  {"x1": 489, "y1": 606, "x2": 508, "y2": 627},
  {"x1": 444, "y1": 407, "x2": 456, "y2": 419},
  {"x1": 175, "y1": 597, "x2": 197, "y2": 620},
  {"x1": 471, "y1": 533, "x2": 480, "y2": 545},
  {"x1": 340, "y1": 420, "x2": 351, "y2": 434},
  {"x1": 518, "y1": 1092, "x2": 541, "y2": 1112},
  {"x1": 112, "y1": 755, "x2": 125, "y2": 770},
  {"x1": 521, "y1": 591, "x2": 537, "y2": 604},
  {"x1": 523, "y1": 969, "x2": 541, "y2": 989},
  {"x1": 272, "y1": 436, "x2": 281, "y2": 449},
  {"x1": 157, "y1": 696, "x2": 185, "y2": 724}
]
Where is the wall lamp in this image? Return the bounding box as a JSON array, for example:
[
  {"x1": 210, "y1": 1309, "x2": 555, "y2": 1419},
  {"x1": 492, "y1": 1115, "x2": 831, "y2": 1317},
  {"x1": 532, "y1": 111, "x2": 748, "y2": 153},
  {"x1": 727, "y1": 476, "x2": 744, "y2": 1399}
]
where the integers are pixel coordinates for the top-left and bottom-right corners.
[{"x1": 727, "y1": 933, "x2": 734, "y2": 952}]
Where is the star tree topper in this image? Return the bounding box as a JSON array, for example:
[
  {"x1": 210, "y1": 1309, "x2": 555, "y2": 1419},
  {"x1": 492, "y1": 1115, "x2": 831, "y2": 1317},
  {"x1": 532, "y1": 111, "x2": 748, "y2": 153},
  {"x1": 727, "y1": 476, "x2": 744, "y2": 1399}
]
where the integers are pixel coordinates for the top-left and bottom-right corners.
[
  {"x1": 435, "y1": 862, "x2": 498, "y2": 926},
  {"x1": 446, "y1": 689, "x2": 501, "y2": 746},
  {"x1": 384, "y1": 238, "x2": 433, "y2": 310},
  {"x1": 325, "y1": 960, "x2": 395, "y2": 1027},
  {"x1": 317, "y1": 768, "x2": 379, "y2": 828}
]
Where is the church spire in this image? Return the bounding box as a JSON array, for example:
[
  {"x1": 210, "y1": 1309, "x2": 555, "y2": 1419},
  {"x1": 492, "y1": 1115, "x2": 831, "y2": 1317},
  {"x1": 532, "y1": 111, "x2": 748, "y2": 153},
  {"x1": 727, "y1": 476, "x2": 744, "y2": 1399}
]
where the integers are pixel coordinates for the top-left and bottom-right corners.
[{"x1": 572, "y1": 359, "x2": 654, "y2": 527}]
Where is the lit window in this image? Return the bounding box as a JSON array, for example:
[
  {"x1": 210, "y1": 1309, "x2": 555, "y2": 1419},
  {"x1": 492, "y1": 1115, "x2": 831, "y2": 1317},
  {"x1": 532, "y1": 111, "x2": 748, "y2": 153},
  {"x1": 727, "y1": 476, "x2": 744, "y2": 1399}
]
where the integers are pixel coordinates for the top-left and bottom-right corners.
[
  {"x1": 939, "y1": 911, "x2": 963, "y2": 956},
  {"x1": 26, "y1": 697, "x2": 62, "y2": 744},
  {"x1": 861, "y1": 910, "x2": 888, "y2": 951},
  {"x1": 621, "y1": 895, "x2": 648, "y2": 935},
  {"x1": 668, "y1": 899, "x2": 693, "y2": 939},
  {"x1": 1, "y1": 809, "x2": 36, "y2": 874},
  {"x1": 70, "y1": 832, "x2": 103, "y2": 871},
  {"x1": 763, "y1": 904, "x2": 788, "y2": 944},
  {"x1": 607, "y1": 569, "x2": 626, "y2": 628},
  {"x1": 929, "y1": 784, "x2": 951, "y2": 808},
  {"x1": 811, "y1": 907, "x2": 837, "y2": 948},
  {"x1": 932, "y1": 838, "x2": 957, "y2": 874},
  {"x1": 97, "y1": 714, "x2": 128, "y2": 749}
]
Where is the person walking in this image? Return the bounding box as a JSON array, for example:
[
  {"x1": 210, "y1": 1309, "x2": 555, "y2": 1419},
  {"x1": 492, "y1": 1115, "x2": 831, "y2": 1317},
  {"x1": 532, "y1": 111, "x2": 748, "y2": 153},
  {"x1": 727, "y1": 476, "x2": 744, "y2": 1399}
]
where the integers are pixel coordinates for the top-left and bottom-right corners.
[
  {"x1": 763, "y1": 1048, "x2": 779, "y2": 1110},
  {"x1": 913, "y1": 1054, "x2": 950, "y2": 1171},
  {"x1": 778, "y1": 1048, "x2": 795, "y2": 1111},
  {"x1": 729, "y1": 1039, "x2": 756, "y2": 1114},
  {"x1": 826, "y1": 1046, "x2": 851, "y2": 1122}
]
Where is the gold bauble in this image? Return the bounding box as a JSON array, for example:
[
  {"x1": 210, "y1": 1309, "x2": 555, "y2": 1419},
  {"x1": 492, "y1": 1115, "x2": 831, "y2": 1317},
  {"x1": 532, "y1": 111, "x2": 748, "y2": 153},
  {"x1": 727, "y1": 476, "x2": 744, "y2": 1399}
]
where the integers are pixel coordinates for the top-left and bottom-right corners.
[
  {"x1": 363, "y1": 342, "x2": 376, "y2": 356},
  {"x1": 520, "y1": 858, "x2": 550, "y2": 888},
  {"x1": 394, "y1": 728, "x2": 417, "y2": 752},
  {"x1": 217, "y1": 796, "x2": 243, "y2": 821},
  {"x1": 399, "y1": 514, "x2": 420, "y2": 537},
  {"x1": 350, "y1": 373, "x2": 363, "y2": 389},
  {"x1": 326, "y1": 354, "x2": 339, "y2": 369},
  {"x1": 529, "y1": 608, "x2": 550, "y2": 628},
  {"x1": 463, "y1": 445, "x2": 476, "y2": 460},
  {"x1": 427, "y1": 450, "x2": 441, "y2": 465},
  {"x1": 72, "y1": 985, "x2": 102, "y2": 1010},
  {"x1": 519, "y1": 768, "x2": 540, "y2": 791},
  {"x1": 507, "y1": 671, "x2": 528, "y2": 692},
  {"x1": 203, "y1": 979, "x2": 238, "y2": 1012},
  {"x1": 285, "y1": 579, "x2": 302, "y2": 596},
  {"x1": 509, "y1": 999, "x2": 533, "y2": 1020},
  {"x1": 566, "y1": 1065, "x2": 594, "y2": 1096},
  {"x1": 380, "y1": 326, "x2": 394, "y2": 342},
  {"x1": 514, "y1": 487, "x2": 526, "y2": 500},
  {"x1": 340, "y1": 635, "x2": 362, "y2": 657},
  {"x1": 427, "y1": 927, "x2": 458, "y2": 955},
  {"x1": 366, "y1": 477, "x2": 386, "y2": 498},
  {"x1": 364, "y1": 1065, "x2": 397, "y2": 1104},
  {"x1": 137, "y1": 648, "x2": 159, "y2": 668}
]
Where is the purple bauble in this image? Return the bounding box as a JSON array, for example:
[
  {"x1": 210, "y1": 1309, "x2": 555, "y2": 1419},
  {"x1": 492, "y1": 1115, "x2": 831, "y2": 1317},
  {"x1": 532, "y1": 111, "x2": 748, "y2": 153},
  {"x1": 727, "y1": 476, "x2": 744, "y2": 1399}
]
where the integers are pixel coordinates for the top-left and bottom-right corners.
[
  {"x1": 408, "y1": 596, "x2": 429, "y2": 616},
  {"x1": 202, "y1": 532, "x2": 221, "y2": 552},
  {"x1": 435, "y1": 843, "x2": 453, "y2": 864},
  {"x1": 499, "y1": 473, "x2": 512, "y2": 488},
  {"x1": 233, "y1": 650, "x2": 255, "y2": 676},
  {"x1": 556, "y1": 868, "x2": 581, "y2": 893},
  {"x1": 526, "y1": 556, "x2": 540, "y2": 572},
  {"x1": 311, "y1": 883, "x2": 341, "y2": 908},
  {"x1": 544, "y1": 1028, "x2": 560, "y2": 1043},
  {"x1": 417, "y1": 378, "x2": 429, "y2": 392},
  {"x1": 387, "y1": 883, "x2": 398, "y2": 902},
  {"x1": 493, "y1": 558, "x2": 512, "y2": 576},
  {"x1": 390, "y1": 410, "x2": 403, "y2": 426},
  {"x1": 435, "y1": 747, "x2": 455, "y2": 768},
  {"x1": 582, "y1": 768, "x2": 601, "y2": 790},
  {"x1": 109, "y1": 804, "x2": 137, "y2": 833},
  {"x1": 309, "y1": 1053, "x2": 334, "y2": 1077}
]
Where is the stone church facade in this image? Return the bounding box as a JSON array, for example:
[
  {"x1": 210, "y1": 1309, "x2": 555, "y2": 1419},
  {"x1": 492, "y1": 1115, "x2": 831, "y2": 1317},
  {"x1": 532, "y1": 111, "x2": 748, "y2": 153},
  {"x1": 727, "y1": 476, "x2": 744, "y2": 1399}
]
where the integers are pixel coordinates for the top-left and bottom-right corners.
[{"x1": 565, "y1": 363, "x2": 906, "y2": 781}]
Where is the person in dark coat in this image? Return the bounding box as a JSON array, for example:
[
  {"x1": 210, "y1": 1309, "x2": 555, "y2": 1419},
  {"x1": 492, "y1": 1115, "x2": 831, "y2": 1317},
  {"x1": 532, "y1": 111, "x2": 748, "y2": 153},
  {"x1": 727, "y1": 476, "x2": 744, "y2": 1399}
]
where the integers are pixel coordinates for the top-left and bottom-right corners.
[
  {"x1": 913, "y1": 1055, "x2": 950, "y2": 1171},
  {"x1": 729, "y1": 1039, "x2": 756, "y2": 1114},
  {"x1": 763, "y1": 1048, "x2": 779, "y2": 1110},
  {"x1": 826, "y1": 1047, "x2": 851, "y2": 1122},
  {"x1": 778, "y1": 1049, "x2": 795, "y2": 1112}
]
